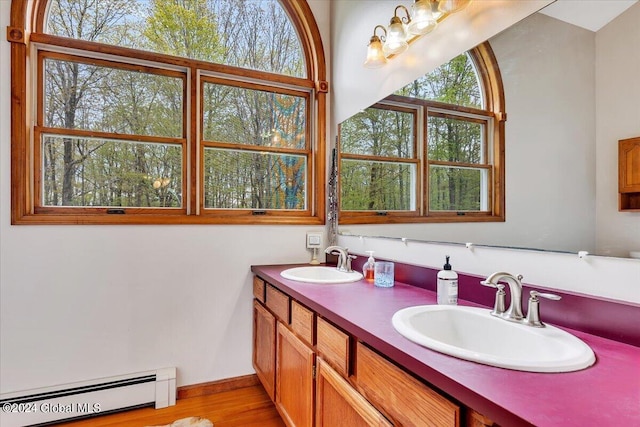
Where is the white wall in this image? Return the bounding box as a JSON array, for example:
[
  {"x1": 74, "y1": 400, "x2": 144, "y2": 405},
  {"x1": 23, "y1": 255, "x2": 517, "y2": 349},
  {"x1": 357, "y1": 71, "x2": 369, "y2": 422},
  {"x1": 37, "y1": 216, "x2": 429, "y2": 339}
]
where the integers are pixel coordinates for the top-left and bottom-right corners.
[
  {"x1": 0, "y1": 1, "x2": 329, "y2": 393},
  {"x1": 595, "y1": 2, "x2": 640, "y2": 257},
  {"x1": 341, "y1": 13, "x2": 597, "y2": 254}
]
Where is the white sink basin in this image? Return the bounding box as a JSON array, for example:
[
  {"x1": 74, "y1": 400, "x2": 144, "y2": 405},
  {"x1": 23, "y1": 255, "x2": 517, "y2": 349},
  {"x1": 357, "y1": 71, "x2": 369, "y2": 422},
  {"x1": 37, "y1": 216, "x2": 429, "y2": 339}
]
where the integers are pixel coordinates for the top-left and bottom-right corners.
[
  {"x1": 392, "y1": 305, "x2": 596, "y2": 372},
  {"x1": 280, "y1": 266, "x2": 363, "y2": 284}
]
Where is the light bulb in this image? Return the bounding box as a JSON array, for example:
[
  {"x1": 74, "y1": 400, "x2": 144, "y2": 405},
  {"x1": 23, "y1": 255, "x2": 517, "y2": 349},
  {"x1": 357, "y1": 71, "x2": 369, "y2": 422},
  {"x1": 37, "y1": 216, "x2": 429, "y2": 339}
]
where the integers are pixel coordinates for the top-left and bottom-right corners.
[
  {"x1": 364, "y1": 35, "x2": 387, "y2": 68},
  {"x1": 383, "y1": 17, "x2": 409, "y2": 57},
  {"x1": 408, "y1": 0, "x2": 438, "y2": 35}
]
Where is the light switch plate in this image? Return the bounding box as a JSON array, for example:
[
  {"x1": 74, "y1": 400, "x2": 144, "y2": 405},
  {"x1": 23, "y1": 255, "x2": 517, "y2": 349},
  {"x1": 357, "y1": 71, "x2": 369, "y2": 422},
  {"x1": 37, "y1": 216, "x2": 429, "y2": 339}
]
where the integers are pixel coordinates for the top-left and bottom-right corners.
[{"x1": 306, "y1": 232, "x2": 322, "y2": 249}]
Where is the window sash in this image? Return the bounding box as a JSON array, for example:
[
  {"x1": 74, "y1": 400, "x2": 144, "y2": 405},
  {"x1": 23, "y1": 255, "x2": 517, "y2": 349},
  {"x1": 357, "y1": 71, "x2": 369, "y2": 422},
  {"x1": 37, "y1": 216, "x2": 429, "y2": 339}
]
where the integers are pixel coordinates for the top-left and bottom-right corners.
[{"x1": 37, "y1": 132, "x2": 186, "y2": 211}]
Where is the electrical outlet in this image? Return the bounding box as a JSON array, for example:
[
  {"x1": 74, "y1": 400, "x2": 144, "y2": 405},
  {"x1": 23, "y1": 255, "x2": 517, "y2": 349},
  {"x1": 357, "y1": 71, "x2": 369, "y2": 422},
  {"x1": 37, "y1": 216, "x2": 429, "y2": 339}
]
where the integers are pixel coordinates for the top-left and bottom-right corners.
[{"x1": 306, "y1": 232, "x2": 322, "y2": 249}]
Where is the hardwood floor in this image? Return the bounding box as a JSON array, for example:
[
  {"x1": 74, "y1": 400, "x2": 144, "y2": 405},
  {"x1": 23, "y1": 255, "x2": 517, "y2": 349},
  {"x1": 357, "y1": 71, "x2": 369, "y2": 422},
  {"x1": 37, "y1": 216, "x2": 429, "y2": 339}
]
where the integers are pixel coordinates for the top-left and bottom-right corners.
[{"x1": 55, "y1": 384, "x2": 285, "y2": 427}]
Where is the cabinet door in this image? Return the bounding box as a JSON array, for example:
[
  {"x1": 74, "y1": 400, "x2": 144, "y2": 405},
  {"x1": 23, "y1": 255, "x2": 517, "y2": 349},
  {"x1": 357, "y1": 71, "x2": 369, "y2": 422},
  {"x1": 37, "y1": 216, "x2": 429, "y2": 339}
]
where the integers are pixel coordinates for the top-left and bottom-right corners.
[
  {"x1": 619, "y1": 137, "x2": 640, "y2": 193},
  {"x1": 316, "y1": 358, "x2": 392, "y2": 427},
  {"x1": 253, "y1": 300, "x2": 276, "y2": 400},
  {"x1": 276, "y1": 322, "x2": 315, "y2": 427}
]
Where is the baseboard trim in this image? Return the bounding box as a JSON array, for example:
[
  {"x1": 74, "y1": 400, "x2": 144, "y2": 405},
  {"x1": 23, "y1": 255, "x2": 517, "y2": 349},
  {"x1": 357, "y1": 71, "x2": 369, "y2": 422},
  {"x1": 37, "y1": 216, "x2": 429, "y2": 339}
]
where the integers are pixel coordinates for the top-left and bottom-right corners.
[{"x1": 177, "y1": 374, "x2": 260, "y2": 400}]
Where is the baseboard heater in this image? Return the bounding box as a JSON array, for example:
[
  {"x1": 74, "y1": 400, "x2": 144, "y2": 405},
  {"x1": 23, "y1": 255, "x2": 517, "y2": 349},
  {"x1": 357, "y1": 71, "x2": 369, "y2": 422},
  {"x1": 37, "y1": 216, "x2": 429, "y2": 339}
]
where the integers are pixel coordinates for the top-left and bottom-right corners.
[{"x1": 0, "y1": 367, "x2": 176, "y2": 427}]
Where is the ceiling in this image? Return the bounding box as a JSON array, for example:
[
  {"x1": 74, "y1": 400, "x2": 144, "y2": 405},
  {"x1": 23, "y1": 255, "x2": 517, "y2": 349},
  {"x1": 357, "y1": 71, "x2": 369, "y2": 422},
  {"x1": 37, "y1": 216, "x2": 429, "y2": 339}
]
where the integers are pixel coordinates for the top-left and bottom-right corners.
[{"x1": 539, "y1": 0, "x2": 638, "y2": 32}]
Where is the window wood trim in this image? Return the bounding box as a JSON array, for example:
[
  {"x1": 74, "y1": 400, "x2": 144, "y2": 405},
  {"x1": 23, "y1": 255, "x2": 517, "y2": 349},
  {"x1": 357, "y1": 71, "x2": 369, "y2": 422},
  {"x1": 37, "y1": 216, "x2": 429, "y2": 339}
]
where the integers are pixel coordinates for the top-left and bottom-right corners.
[
  {"x1": 339, "y1": 42, "x2": 505, "y2": 225},
  {"x1": 9, "y1": 0, "x2": 327, "y2": 225}
]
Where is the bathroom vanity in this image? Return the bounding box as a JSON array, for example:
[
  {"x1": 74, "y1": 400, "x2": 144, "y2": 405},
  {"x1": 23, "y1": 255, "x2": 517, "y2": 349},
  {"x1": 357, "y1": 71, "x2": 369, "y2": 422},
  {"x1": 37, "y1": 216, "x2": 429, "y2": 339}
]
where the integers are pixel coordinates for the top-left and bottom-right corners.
[{"x1": 251, "y1": 263, "x2": 640, "y2": 427}]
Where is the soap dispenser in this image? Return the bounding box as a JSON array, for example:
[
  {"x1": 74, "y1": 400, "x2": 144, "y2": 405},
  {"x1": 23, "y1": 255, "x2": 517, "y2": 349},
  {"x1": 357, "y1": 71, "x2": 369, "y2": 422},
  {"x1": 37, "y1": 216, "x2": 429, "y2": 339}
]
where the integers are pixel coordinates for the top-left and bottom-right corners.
[
  {"x1": 363, "y1": 251, "x2": 376, "y2": 282},
  {"x1": 437, "y1": 256, "x2": 458, "y2": 305}
]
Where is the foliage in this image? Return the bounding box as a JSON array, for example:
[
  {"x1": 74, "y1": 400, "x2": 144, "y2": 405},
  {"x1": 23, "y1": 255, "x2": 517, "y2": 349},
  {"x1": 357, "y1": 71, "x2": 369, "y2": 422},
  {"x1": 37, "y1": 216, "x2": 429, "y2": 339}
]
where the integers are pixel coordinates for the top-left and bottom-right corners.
[
  {"x1": 42, "y1": 0, "x2": 306, "y2": 209},
  {"x1": 395, "y1": 53, "x2": 482, "y2": 108}
]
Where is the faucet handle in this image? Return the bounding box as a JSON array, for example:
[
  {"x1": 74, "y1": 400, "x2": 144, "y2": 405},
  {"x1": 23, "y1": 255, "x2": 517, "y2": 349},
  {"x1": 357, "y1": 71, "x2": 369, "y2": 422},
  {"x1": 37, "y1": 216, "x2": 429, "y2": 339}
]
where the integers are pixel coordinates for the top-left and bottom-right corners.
[
  {"x1": 491, "y1": 283, "x2": 506, "y2": 316},
  {"x1": 526, "y1": 290, "x2": 561, "y2": 327},
  {"x1": 530, "y1": 290, "x2": 561, "y2": 301},
  {"x1": 480, "y1": 279, "x2": 499, "y2": 288},
  {"x1": 345, "y1": 254, "x2": 357, "y2": 272},
  {"x1": 480, "y1": 280, "x2": 507, "y2": 316}
]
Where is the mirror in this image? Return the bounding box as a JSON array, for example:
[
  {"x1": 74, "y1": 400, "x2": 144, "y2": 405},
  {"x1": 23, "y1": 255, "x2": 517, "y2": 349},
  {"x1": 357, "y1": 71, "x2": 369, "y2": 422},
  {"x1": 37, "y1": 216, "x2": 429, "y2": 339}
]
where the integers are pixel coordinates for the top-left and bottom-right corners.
[{"x1": 337, "y1": 2, "x2": 640, "y2": 258}]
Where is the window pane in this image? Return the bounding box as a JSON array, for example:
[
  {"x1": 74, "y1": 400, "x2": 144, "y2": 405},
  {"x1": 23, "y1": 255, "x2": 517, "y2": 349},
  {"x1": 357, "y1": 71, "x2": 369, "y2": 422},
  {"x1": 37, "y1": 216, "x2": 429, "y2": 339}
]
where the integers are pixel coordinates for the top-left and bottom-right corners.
[
  {"x1": 42, "y1": 135, "x2": 182, "y2": 207},
  {"x1": 45, "y1": 0, "x2": 306, "y2": 77},
  {"x1": 44, "y1": 58, "x2": 183, "y2": 138},
  {"x1": 204, "y1": 148, "x2": 307, "y2": 209},
  {"x1": 428, "y1": 116, "x2": 484, "y2": 163},
  {"x1": 429, "y1": 166, "x2": 487, "y2": 211},
  {"x1": 339, "y1": 108, "x2": 414, "y2": 158},
  {"x1": 340, "y1": 160, "x2": 415, "y2": 211},
  {"x1": 395, "y1": 53, "x2": 483, "y2": 109},
  {"x1": 203, "y1": 84, "x2": 306, "y2": 149}
]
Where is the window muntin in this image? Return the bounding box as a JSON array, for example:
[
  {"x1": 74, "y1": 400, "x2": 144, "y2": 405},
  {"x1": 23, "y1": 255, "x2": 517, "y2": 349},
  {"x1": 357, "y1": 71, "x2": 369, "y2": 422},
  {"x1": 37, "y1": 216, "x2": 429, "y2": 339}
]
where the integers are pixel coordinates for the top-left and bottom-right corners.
[
  {"x1": 10, "y1": 0, "x2": 325, "y2": 223},
  {"x1": 44, "y1": 0, "x2": 306, "y2": 78}
]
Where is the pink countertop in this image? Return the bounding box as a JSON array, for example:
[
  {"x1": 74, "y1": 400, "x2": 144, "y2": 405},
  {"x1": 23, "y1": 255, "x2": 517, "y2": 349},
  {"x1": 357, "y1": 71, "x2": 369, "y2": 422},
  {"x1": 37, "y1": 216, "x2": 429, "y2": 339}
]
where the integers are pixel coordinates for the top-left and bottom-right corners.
[{"x1": 252, "y1": 264, "x2": 640, "y2": 427}]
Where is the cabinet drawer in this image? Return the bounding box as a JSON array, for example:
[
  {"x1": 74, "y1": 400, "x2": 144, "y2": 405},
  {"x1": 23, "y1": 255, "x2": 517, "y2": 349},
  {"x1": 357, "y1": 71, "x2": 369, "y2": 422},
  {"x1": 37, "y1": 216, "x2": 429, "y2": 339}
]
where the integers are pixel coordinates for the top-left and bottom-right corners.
[
  {"x1": 316, "y1": 317, "x2": 350, "y2": 377},
  {"x1": 253, "y1": 276, "x2": 266, "y2": 302},
  {"x1": 266, "y1": 285, "x2": 290, "y2": 323},
  {"x1": 291, "y1": 300, "x2": 315, "y2": 346},
  {"x1": 356, "y1": 342, "x2": 460, "y2": 427}
]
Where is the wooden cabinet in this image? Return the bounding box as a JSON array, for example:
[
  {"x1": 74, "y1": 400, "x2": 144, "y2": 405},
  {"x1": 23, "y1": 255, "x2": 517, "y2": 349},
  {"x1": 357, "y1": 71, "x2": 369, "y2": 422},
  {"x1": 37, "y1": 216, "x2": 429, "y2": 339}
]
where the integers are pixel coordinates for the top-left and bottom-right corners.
[
  {"x1": 619, "y1": 137, "x2": 640, "y2": 211},
  {"x1": 253, "y1": 300, "x2": 276, "y2": 400},
  {"x1": 252, "y1": 275, "x2": 495, "y2": 427},
  {"x1": 316, "y1": 358, "x2": 391, "y2": 427},
  {"x1": 276, "y1": 322, "x2": 315, "y2": 427}
]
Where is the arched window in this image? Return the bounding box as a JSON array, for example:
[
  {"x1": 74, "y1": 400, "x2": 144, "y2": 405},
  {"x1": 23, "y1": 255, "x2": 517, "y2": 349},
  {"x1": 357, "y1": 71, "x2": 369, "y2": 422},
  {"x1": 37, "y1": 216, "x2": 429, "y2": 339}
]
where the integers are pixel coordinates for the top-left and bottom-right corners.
[
  {"x1": 8, "y1": 0, "x2": 327, "y2": 224},
  {"x1": 339, "y1": 43, "x2": 505, "y2": 224}
]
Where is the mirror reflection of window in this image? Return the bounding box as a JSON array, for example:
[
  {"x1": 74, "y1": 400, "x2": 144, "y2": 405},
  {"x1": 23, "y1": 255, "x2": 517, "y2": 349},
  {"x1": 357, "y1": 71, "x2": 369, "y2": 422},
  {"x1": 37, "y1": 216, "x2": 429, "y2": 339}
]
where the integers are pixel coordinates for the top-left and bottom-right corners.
[{"x1": 338, "y1": 45, "x2": 505, "y2": 224}]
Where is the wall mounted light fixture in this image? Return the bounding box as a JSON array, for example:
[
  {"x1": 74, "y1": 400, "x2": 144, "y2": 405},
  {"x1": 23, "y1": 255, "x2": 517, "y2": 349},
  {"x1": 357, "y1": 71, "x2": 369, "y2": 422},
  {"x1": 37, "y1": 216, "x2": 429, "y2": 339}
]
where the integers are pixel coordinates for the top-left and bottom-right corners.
[{"x1": 364, "y1": 0, "x2": 472, "y2": 68}]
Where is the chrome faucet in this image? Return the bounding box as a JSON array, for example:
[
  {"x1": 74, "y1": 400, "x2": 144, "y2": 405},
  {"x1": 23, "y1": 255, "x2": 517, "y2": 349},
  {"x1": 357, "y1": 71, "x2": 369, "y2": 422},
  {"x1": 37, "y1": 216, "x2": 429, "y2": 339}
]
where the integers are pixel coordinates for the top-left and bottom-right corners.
[
  {"x1": 482, "y1": 272, "x2": 561, "y2": 327},
  {"x1": 324, "y1": 246, "x2": 356, "y2": 272},
  {"x1": 481, "y1": 271, "x2": 525, "y2": 321}
]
